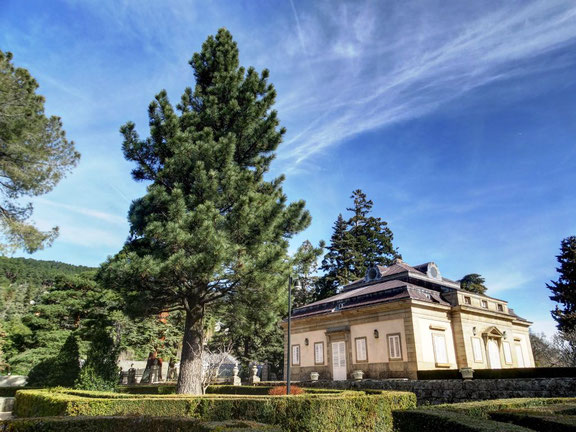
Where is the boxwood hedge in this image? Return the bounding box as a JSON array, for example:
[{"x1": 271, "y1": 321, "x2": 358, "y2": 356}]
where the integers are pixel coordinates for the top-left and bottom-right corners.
[
  {"x1": 13, "y1": 388, "x2": 416, "y2": 432},
  {"x1": 392, "y1": 397, "x2": 576, "y2": 432},
  {"x1": 392, "y1": 409, "x2": 532, "y2": 432},
  {"x1": 489, "y1": 407, "x2": 576, "y2": 432},
  {"x1": 0, "y1": 416, "x2": 281, "y2": 432}
]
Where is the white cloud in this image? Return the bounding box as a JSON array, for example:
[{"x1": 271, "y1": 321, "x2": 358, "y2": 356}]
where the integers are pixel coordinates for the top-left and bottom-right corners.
[
  {"x1": 274, "y1": 0, "x2": 576, "y2": 169},
  {"x1": 33, "y1": 198, "x2": 126, "y2": 225}
]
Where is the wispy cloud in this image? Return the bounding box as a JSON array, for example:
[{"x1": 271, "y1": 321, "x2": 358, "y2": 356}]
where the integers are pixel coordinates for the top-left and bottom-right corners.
[
  {"x1": 274, "y1": 0, "x2": 576, "y2": 169},
  {"x1": 34, "y1": 198, "x2": 126, "y2": 225}
]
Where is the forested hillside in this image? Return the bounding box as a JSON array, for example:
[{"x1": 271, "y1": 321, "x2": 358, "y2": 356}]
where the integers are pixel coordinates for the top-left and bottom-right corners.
[
  {"x1": 0, "y1": 257, "x2": 182, "y2": 375},
  {"x1": 0, "y1": 256, "x2": 94, "y2": 321}
]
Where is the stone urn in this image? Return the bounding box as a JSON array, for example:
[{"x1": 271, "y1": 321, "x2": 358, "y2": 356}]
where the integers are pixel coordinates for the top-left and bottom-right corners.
[
  {"x1": 352, "y1": 370, "x2": 364, "y2": 381},
  {"x1": 310, "y1": 372, "x2": 319, "y2": 382},
  {"x1": 459, "y1": 367, "x2": 474, "y2": 380}
]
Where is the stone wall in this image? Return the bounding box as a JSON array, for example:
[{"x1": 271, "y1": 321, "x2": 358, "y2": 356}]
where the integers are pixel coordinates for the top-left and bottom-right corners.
[{"x1": 300, "y1": 377, "x2": 576, "y2": 405}]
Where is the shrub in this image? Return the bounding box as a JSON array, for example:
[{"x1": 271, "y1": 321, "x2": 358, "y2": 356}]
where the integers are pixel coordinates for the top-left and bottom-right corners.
[
  {"x1": 267, "y1": 386, "x2": 303, "y2": 395},
  {"x1": 14, "y1": 388, "x2": 416, "y2": 432},
  {"x1": 392, "y1": 409, "x2": 532, "y2": 432},
  {"x1": 433, "y1": 397, "x2": 576, "y2": 418},
  {"x1": 489, "y1": 408, "x2": 576, "y2": 432},
  {"x1": 27, "y1": 334, "x2": 80, "y2": 388},
  {"x1": 0, "y1": 416, "x2": 281, "y2": 431},
  {"x1": 75, "y1": 328, "x2": 119, "y2": 392}
]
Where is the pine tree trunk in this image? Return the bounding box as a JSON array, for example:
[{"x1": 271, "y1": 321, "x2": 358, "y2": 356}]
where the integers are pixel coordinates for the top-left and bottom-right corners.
[{"x1": 177, "y1": 304, "x2": 204, "y2": 394}]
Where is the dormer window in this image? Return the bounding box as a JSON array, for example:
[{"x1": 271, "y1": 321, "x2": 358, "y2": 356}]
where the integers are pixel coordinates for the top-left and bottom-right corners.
[
  {"x1": 365, "y1": 266, "x2": 380, "y2": 282},
  {"x1": 497, "y1": 304, "x2": 504, "y2": 312},
  {"x1": 426, "y1": 263, "x2": 442, "y2": 281},
  {"x1": 481, "y1": 300, "x2": 488, "y2": 308},
  {"x1": 464, "y1": 296, "x2": 471, "y2": 305}
]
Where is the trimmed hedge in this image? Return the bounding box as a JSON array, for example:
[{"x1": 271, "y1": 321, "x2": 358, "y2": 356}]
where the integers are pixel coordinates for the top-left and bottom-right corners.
[
  {"x1": 392, "y1": 409, "x2": 532, "y2": 432},
  {"x1": 417, "y1": 367, "x2": 576, "y2": 380},
  {"x1": 432, "y1": 397, "x2": 576, "y2": 418},
  {"x1": 13, "y1": 388, "x2": 416, "y2": 432},
  {"x1": 392, "y1": 398, "x2": 576, "y2": 432},
  {"x1": 489, "y1": 409, "x2": 576, "y2": 432},
  {"x1": 0, "y1": 416, "x2": 281, "y2": 431},
  {"x1": 118, "y1": 385, "x2": 343, "y2": 396}
]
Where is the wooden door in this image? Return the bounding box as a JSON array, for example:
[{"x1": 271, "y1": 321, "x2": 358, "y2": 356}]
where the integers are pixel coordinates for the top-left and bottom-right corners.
[{"x1": 331, "y1": 341, "x2": 347, "y2": 380}]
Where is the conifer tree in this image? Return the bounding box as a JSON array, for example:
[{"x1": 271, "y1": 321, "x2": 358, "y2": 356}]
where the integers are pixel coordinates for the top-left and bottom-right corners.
[
  {"x1": 316, "y1": 214, "x2": 354, "y2": 299},
  {"x1": 316, "y1": 190, "x2": 398, "y2": 300},
  {"x1": 0, "y1": 51, "x2": 80, "y2": 253},
  {"x1": 100, "y1": 29, "x2": 310, "y2": 394},
  {"x1": 459, "y1": 273, "x2": 488, "y2": 295},
  {"x1": 549, "y1": 236, "x2": 576, "y2": 333},
  {"x1": 346, "y1": 189, "x2": 398, "y2": 276},
  {"x1": 292, "y1": 240, "x2": 324, "y2": 308}
]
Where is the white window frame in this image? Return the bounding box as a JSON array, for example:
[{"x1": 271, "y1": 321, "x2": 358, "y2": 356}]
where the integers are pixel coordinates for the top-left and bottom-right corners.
[
  {"x1": 515, "y1": 343, "x2": 525, "y2": 367},
  {"x1": 471, "y1": 337, "x2": 483, "y2": 363},
  {"x1": 503, "y1": 341, "x2": 513, "y2": 364},
  {"x1": 314, "y1": 342, "x2": 324, "y2": 365},
  {"x1": 432, "y1": 332, "x2": 449, "y2": 366},
  {"x1": 355, "y1": 337, "x2": 368, "y2": 362},
  {"x1": 387, "y1": 334, "x2": 402, "y2": 360},
  {"x1": 291, "y1": 344, "x2": 300, "y2": 366}
]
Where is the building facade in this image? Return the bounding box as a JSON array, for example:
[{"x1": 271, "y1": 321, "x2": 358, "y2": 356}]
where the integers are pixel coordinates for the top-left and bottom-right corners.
[{"x1": 282, "y1": 259, "x2": 534, "y2": 380}]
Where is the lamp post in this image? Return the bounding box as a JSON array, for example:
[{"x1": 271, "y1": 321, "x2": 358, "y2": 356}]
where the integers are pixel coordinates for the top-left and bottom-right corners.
[{"x1": 286, "y1": 276, "x2": 301, "y2": 395}]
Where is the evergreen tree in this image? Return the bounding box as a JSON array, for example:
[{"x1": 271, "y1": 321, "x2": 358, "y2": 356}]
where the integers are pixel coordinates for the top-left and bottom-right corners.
[
  {"x1": 548, "y1": 236, "x2": 576, "y2": 333},
  {"x1": 0, "y1": 51, "x2": 80, "y2": 253},
  {"x1": 291, "y1": 240, "x2": 324, "y2": 308},
  {"x1": 346, "y1": 189, "x2": 398, "y2": 276},
  {"x1": 459, "y1": 273, "x2": 488, "y2": 295},
  {"x1": 75, "y1": 327, "x2": 119, "y2": 392},
  {"x1": 316, "y1": 190, "x2": 399, "y2": 300},
  {"x1": 316, "y1": 214, "x2": 354, "y2": 300},
  {"x1": 100, "y1": 29, "x2": 310, "y2": 394},
  {"x1": 27, "y1": 333, "x2": 80, "y2": 387}
]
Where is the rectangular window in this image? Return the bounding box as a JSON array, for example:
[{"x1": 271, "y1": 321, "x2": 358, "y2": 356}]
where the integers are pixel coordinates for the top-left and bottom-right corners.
[
  {"x1": 497, "y1": 304, "x2": 504, "y2": 312},
  {"x1": 388, "y1": 334, "x2": 402, "y2": 360},
  {"x1": 314, "y1": 342, "x2": 324, "y2": 365},
  {"x1": 432, "y1": 333, "x2": 449, "y2": 365},
  {"x1": 291, "y1": 345, "x2": 300, "y2": 366},
  {"x1": 481, "y1": 300, "x2": 488, "y2": 308},
  {"x1": 471, "y1": 337, "x2": 483, "y2": 362},
  {"x1": 355, "y1": 337, "x2": 368, "y2": 362},
  {"x1": 515, "y1": 343, "x2": 525, "y2": 367},
  {"x1": 503, "y1": 341, "x2": 513, "y2": 364},
  {"x1": 464, "y1": 296, "x2": 471, "y2": 305}
]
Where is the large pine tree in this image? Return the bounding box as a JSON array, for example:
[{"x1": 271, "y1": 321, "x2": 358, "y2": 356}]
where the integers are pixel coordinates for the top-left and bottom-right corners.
[
  {"x1": 100, "y1": 29, "x2": 310, "y2": 394},
  {"x1": 548, "y1": 236, "x2": 576, "y2": 333}
]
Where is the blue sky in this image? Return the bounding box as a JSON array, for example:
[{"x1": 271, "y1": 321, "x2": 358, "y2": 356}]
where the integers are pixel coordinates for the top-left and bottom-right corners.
[{"x1": 1, "y1": 0, "x2": 576, "y2": 337}]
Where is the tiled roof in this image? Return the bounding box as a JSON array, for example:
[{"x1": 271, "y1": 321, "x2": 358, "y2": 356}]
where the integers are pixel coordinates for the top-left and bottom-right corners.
[{"x1": 291, "y1": 279, "x2": 450, "y2": 320}]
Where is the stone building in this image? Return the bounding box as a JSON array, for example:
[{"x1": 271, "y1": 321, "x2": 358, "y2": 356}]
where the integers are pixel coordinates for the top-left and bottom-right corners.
[{"x1": 282, "y1": 259, "x2": 534, "y2": 380}]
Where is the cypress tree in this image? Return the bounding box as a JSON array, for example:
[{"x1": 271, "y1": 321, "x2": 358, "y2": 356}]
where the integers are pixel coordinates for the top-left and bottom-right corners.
[
  {"x1": 100, "y1": 29, "x2": 310, "y2": 394},
  {"x1": 549, "y1": 236, "x2": 576, "y2": 333}
]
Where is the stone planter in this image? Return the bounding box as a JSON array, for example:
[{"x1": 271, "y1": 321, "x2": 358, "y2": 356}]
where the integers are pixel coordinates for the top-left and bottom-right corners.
[
  {"x1": 352, "y1": 370, "x2": 364, "y2": 381},
  {"x1": 460, "y1": 367, "x2": 474, "y2": 380},
  {"x1": 310, "y1": 372, "x2": 319, "y2": 382}
]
